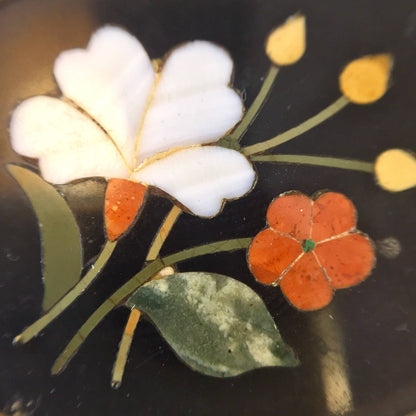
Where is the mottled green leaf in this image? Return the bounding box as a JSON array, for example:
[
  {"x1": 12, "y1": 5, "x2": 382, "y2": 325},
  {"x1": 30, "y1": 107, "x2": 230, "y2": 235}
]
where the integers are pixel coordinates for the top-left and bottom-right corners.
[
  {"x1": 7, "y1": 164, "x2": 83, "y2": 311},
  {"x1": 126, "y1": 272, "x2": 297, "y2": 377}
]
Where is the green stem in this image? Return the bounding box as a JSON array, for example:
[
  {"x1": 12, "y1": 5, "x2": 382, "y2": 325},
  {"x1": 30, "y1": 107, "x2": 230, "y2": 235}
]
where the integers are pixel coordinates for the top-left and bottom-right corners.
[
  {"x1": 229, "y1": 65, "x2": 279, "y2": 142},
  {"x1": 251, "y1": 154, "x2": 374, "y2": 173},
  {"x1": 51, "y1": 237, "x2": 251, "y2": 375},
  {"x1": 242, "y1": 96, "x2": 349, "y2": 156},
  {"x1": 14, "y1": 240, "x2": 117, "y2": 345}
]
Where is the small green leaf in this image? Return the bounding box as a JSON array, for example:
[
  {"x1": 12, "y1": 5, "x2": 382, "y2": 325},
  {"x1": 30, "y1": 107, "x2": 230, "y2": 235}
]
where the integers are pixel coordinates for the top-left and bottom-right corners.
[
  {"x1": 7, "y1": 164, "x2": 83, "y2": 311},
  {"x1": 126, "y1": 272, "x2": 297, "y2": 377}
]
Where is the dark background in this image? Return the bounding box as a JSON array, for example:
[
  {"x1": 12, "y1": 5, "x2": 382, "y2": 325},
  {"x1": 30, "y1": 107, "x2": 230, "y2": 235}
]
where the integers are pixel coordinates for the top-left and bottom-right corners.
[{"x1": 0, "y1": 0, "x2": 415, "y2": 415}]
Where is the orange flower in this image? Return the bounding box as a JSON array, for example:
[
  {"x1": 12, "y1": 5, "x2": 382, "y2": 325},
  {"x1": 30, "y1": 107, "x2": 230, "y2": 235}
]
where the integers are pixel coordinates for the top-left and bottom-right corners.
[{"x1": 247, "y1": 191, "x2": 375, "y2": 311}]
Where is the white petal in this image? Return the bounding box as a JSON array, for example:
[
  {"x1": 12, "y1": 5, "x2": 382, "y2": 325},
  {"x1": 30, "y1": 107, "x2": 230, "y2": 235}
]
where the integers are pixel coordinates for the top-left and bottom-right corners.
[
  {"x1": 54, "y1": 26, "x2": 155, "y2": 167},
  {"x1": 136, "y1": 41, "x2": 243, "y2": 164},
  {"x1": 133, "y1": 146, "x2": 255, "y2": 217},
  {"x1": 10, "y1": 96, "x2": 129, "y2": 184}
]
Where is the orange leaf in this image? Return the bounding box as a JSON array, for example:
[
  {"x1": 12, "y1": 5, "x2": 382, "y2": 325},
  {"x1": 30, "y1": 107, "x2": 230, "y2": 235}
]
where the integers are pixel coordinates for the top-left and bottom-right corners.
[{"x1": 105, "y1": 179, "x2": 147, "y2": 241}]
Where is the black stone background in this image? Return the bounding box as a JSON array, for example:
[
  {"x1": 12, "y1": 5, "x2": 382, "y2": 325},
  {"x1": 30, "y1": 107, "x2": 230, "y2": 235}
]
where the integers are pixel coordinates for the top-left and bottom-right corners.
[{"x1": 0, "y1": 0, "x2": 415, "y2": 415}]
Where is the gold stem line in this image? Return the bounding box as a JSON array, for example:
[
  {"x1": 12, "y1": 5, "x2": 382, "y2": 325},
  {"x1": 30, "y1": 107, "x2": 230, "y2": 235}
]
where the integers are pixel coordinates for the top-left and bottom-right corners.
[
  {"x1": 242, "y1": 96, "x2": 350, "y2": 156},
  {"x1": 251, "y1": 154, "x2": 374, "y2": 173},
  {"x1": 229, "y1": 65, "x2": 279, "y2": 142},
  {"x1": 111, "y1": 308, "x2": 141, "y2": 389},
  {"x1": 146, "y1": 205, "x2": 182, "y2": 262},
  {"x1": 133, "y1": 71, "x2": 161, "y2": 167},
  {"x1": 13, "y1": 240, "x2": 117, "y2": 345},
  {"x1": 51, "y1": 237, "x2": 252, "y2": 375},
  {"x1": 111, "y1": 205, "x2": 182, "y2": 388},
  {"x1": 111, "y1": 267, "x2": 174, "y2": 388},
  {"x1": 66, "y1": 99, "x2": 133, "y2": 175}
]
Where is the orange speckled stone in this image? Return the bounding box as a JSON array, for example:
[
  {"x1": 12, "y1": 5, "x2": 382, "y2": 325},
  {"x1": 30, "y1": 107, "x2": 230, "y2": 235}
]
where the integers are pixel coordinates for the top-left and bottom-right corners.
[
  {"x1": 312, "y1": 192, "x2": 356, "y2": 242},
  {"x1": 279, "y1": 252, "x2": 333, "y2": 311},
  {"x1": 248, "y1": 191, "x2": 376, "y2": 311},
  {"x1": 105, "y1": 179, "x2": 147, "y2": 241},
  {"x1": 315, "y1": 233, "x2": 375, "y2": 289},
  {"x1": 267, "y1": 193, "x2": 312, "y2": 241},
  {"x1": 248, "y1": 228, "x2": 303, "y2": 285}
]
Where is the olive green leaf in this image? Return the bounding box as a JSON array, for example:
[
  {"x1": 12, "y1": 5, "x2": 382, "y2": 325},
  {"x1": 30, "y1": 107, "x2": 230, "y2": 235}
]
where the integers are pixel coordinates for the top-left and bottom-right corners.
[
  {"x1": 126, "y1": 272, "x2": 298, "y2": 377},
  {"x1": 7, "y1": 164, "x2": 83, "y2": 311}
]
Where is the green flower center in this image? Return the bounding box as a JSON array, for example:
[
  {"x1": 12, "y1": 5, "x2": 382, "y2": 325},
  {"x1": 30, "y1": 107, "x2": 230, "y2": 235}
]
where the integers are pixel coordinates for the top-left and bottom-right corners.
[{"x1": 302, "y1": 239, "x2": 316, "y2": 253}]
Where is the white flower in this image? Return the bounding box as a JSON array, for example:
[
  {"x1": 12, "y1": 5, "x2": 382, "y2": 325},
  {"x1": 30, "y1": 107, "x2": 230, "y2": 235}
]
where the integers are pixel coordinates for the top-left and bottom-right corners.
[{"x1": 10, "y1": 26, "x2": 256, "y2": 217}]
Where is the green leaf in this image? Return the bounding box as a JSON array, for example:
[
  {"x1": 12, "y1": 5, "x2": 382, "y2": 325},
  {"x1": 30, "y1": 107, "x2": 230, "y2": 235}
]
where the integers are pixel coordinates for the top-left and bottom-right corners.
[
  {"x1": 126, "y1": 272, "x2": 298, "y2": 377},
  {"x1": 7, "y1": 164, "x2": 83, "y2": 311}
]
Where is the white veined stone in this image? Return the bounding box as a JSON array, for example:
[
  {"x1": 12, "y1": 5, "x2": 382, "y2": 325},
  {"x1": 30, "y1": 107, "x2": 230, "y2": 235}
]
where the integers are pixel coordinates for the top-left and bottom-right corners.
[
  {"x1": 136, "y1": 41, "x2": 243, "y2": 164},
  {"x1": 10, "y1": 96, "x2": 129, "y2": 183},
  {"x1": 133, "y1": 146, "x2": 255, "y2": 217},
  {"x1": 54, "y1": 26, "x2": 155, "y2": 167},
  {"x1": 10, "y1": 27, "x2": 255, "y2": 217}
]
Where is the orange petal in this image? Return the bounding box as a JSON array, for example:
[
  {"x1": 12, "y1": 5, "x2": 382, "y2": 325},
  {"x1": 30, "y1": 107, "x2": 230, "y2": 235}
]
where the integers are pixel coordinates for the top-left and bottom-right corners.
[
  {"x1": 311, "y1": 192, "x2": 356, "y2": 242},
  {"x1": 105, "y1": 178, "x2": 148, "y2": 241},
  {"x1": 267, "y1": 193, "x2": 312, "y2": 241},
  {"x1": 279, "y1": 252, "x2": 333, "y2": 311},
  {"x1": 315, "y1": 233, "x2": 375, "y2": 289},
  {"x1": 248, "y1": 228, "x2": 303, "y2": 285}
]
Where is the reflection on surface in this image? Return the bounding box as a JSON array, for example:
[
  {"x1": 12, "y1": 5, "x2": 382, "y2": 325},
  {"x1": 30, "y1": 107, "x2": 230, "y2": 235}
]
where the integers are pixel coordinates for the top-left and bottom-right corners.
[
  {"x1": 311, "y1": 306, "x2": 353, "y2": 415},
  {"x1": 0, "y1": 0, "x2": 97, "y2": 164}
]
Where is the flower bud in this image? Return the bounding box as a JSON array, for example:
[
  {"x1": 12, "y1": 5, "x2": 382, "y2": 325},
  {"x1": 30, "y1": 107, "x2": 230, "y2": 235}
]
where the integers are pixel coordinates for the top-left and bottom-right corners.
[
  {"x1": 339, "y1": 54, "x2": 392, "y2": 104},
  {"x1": 375, "y1": 149, "x2": 416, "y2": 192},
  {"x1": 266, "y1": 14, "x2": 306, "y2": 66}
]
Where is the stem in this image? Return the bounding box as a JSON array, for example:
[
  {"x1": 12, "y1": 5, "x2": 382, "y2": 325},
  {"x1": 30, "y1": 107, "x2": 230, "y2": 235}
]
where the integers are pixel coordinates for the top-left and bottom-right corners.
[
  {"x1": 111, "y1": 308, "x2": 141, "y2": 389},
  {"x1": 51, "y1": 237, "x2": 251, "y2": 375},
  {"x1": 146, "y1": 206, "x2": 182, "y2": 262},
  {"x1": 229, "y1": 65, "x2": 279, "y2": 142},
  {"x1": 242, "y1": 96, "x2": 349, "y2": 156},
  {"x1": 251, "y1": 154, "x2": 374, "y2": 173},
  {"x1": 111, "y1": 205, "x2": 182, "y2": 387},
  {"x1": 14, "y1": 240, "x2": 117, "y2": 345}
]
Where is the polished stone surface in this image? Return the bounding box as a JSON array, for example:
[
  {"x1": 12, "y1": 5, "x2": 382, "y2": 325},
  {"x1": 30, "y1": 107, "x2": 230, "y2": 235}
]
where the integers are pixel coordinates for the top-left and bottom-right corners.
[{"x1": 1, "y1": 0, "x2": 415, "y2": 415}]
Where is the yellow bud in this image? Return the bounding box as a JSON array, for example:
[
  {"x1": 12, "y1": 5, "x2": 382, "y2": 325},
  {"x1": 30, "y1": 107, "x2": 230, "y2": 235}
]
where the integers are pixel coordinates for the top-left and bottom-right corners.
[
  {"x1": 266, "y1": 14, "x2": 306, "y2": 66},
  {"x1": 339, "y1": 54, "x2": 392, "y2": 104},
  {"x1": 375, "y1": 149, "x2": 416, "y2": 192}
]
